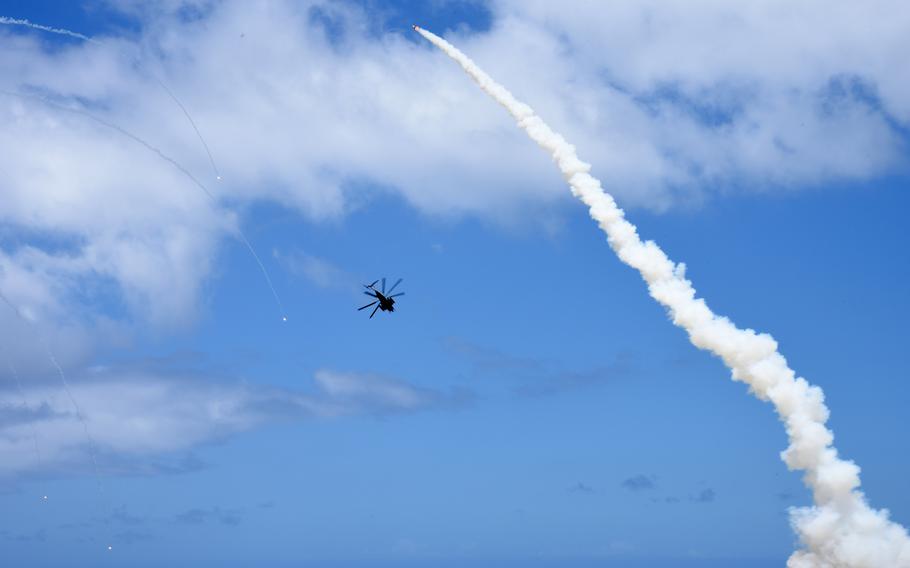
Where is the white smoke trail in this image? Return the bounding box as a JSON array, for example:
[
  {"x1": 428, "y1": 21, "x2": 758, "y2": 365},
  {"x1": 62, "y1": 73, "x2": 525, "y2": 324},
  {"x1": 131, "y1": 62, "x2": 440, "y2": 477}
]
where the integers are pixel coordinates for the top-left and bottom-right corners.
[
  {"x1": 0, "y1": 16, "x2": 99, "y2": 44},
  {"x1": 414, "y1": 26, "x2": 910, "y2": 567}
]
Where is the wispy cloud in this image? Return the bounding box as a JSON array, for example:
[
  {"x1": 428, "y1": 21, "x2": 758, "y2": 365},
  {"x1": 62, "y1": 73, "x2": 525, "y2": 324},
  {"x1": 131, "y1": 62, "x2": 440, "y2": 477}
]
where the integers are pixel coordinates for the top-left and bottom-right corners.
[
  {"x1": 313, "y1": 369, "x2": 472, "y2": 416},
  {"x1": 1, "y1": 528, "x2": 47, "y2": 543},
  {"x1": 113, "y1": 530, "x2": 154, "y2": 544},
  {"x1": 567, "y1": 481, "x2": 595, "y2": 494},
  {"x1": 621, "y1": 474, "x2": 657, "y2": 492},
  {"x1": 444, "y1": 336, "x2": 633, "y2": 397},
  {"x1": 0, "y1": 365, "x2": 472, "y2": 478},
  {"x1": 513, "y1": 363, "x2": 631, "y2": 398},
  {"x1": 691, "y1": 488, "x2": 716, "y2": 504},
  {"x1": 443, "y1": 337, "x2": 543, "y2": 374},
  {"x1": 175, "y1": 506, "x2": 243, "y2": 527},
  {"x1": 61, "y1": 499, "x2": 278, "y2": 543},
  {"x1": 109, "y1": 505, "x2": 149, "y2": 527},
  {"x1": 273, "y1": 249, "x2": 359, "y2": 293}
]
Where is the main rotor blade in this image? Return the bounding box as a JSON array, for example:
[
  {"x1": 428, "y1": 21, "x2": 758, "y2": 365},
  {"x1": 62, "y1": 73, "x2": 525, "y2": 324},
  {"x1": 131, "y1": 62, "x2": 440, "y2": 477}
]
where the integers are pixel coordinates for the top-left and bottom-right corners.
[
  {"x1": 365, "y1": 279, "x2": 379, "y2": 289},
  {"x1": 381, "y1": 277, "x2": 386, "y2": 293},
  {"x1": 364, "y1": 290, "x2": 378, "y2": 298},
  {"x1": 386, "y1": 278, "x2": 403, "y2": 294},
  {"x1": 389, "y1": 292, "x2": 405, "y2": 298},
  {"x1": 370, "y1": 303, "x2": 380, "y2": 318},
  {"x1": 358, "y1": 300, "x2": 378, "y2": 311}
]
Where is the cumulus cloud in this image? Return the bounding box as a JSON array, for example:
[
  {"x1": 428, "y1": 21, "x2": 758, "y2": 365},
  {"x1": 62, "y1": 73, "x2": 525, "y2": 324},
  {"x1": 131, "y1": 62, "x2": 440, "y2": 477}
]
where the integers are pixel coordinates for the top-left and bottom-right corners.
[
  {"x1": 0, "y1": 0, "x2": 906, "y2": 343},
  {"x1": 0, "y1": 366, "x2": 469, "y2": 478},
  {"x1": 444, "y1": 336, "x2": 633, "y2": 397},
  {"x1": 490, "y1": 0, "x2": 909, "y2": 191}
]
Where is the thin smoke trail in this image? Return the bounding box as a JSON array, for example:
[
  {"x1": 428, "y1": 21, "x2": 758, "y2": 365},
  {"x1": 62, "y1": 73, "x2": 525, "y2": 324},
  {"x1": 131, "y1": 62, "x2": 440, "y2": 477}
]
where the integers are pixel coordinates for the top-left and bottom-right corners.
[
  {"x1": 414, "y1": 25, "x2": 910, "y2": 567},
  {"x1": 1, "y1": 348, "x2": 44, "y2": 477},
  {"x1": 153, "y1": 77, "x2": 222, "y2": 181},
  {"x1": 0, "y1": 15, "x2": 220, "y2": 181},
  {"x1": 0, "y1": 89, "x2": 288, "y2": 321}
]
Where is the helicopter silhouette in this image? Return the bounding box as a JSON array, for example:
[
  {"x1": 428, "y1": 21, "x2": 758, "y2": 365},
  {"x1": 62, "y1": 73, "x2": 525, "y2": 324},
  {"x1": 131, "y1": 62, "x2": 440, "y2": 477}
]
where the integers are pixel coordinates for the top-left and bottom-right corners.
[{"x1": 358, "y1": 278, "x2": 405, "y2": 318}]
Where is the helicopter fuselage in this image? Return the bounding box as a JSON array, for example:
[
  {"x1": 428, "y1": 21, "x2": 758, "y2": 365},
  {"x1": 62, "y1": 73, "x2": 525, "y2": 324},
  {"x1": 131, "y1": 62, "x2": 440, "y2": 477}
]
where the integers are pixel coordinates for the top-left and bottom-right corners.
[{"x1": 372, "y1": 290, "x2": 395, "y2": 311}]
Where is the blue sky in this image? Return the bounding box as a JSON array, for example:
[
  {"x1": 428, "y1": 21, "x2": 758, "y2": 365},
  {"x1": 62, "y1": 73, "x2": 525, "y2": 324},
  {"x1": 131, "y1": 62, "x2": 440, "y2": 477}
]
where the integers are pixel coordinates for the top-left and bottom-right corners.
[{"x1": 0, "y1": 1, "x2": 908, "y2": 567}]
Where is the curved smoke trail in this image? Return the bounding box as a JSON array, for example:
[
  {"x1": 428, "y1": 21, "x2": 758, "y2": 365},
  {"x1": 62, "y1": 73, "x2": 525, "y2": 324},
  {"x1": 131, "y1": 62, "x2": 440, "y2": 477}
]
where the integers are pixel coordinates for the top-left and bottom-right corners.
[
  {"x1": 152, "y1": 76, "x2": 222, "y2": 181},
  {"x1": 414, "y1": 25, "x2": 910, "y2": 567}
]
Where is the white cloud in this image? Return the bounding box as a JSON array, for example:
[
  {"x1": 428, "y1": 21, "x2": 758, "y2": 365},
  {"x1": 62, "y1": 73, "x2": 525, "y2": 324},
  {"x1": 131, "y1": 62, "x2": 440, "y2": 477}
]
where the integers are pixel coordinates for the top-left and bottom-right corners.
[
  {"x1": 0, "y1": 366, "x2": 468, "y2": 478},
  {"x1": 314, "y1": 369, "x2": 455, "y2": 413},
  {"x1": 488, "y1": 0, "x2": 908, "y2": 187},
  {"x1": 274, "y1": 248, "x2": 358, "y2": 292},
  {"x1": 0, "y1": 0, "x2": 906, "y2": 337}
]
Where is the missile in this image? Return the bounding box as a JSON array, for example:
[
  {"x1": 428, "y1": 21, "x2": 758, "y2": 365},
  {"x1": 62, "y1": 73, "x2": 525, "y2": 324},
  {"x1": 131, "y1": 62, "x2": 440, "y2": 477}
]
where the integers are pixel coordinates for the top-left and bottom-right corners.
[{"x1": 412, "y1": 24, "x2": 421, "y2": 31}]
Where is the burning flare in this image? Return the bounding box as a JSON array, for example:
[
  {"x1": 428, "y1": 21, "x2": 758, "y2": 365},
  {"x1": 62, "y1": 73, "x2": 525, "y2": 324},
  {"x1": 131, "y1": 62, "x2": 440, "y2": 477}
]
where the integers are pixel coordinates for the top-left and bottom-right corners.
[{"x1": 414, "y1": 25, "x2": 910, "y2": 568}]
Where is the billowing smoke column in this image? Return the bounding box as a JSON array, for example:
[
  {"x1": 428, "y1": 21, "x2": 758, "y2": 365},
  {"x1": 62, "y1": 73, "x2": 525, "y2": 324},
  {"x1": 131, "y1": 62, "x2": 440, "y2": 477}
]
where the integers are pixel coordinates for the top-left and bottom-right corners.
[{"x1": 414, "y1": 25, "x2": 910, "y2": 567}]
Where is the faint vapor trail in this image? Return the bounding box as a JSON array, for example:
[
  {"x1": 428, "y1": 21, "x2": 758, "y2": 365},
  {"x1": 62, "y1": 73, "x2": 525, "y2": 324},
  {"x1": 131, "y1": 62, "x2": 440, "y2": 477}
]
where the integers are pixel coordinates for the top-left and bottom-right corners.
[
  {"x1": 154, "y1": 77, "x2": 222, "y2": 181},
  {"x1": 0, "y1": 15, "x2": 221, "y2": 182},
  {"x1": 0, "y1": 89, "x2": 288, "y2": 321},
  {"x1": 415, "y1": 25, "x2": 910, "y2": 568},
  {"x1": 1, "y1": 348, "x2": 44, "y2": 474}
]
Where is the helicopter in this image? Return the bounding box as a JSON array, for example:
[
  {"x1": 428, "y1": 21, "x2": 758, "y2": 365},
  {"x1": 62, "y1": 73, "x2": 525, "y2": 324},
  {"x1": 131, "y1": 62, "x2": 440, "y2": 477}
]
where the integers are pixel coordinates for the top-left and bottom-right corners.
[{"x1": 358, "y1": 278, "x2": 405, "y2": 318}]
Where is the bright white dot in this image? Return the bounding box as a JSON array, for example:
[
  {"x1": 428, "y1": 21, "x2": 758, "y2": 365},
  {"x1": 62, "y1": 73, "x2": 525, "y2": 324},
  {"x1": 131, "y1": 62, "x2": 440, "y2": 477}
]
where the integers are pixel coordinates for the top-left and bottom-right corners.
[
  {"x1": 42, "y1": 495, "x2": 48, "y2": 501},
  {"x1": 107, "y1": 545, "x2": 113, "y2": 551},
  {"x1": 216, "y1": 176, "x2": 222, "y2": 181},
  {"x1": 282, "y1": 316, "x2": 288, "y2": 322}
]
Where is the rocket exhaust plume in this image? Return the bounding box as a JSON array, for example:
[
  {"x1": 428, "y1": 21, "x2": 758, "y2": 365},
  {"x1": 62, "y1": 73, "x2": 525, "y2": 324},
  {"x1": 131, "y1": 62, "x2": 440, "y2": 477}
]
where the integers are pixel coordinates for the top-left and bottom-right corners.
[{"x1": 415, "y1": 26, "x2": 910, "y2": 567}]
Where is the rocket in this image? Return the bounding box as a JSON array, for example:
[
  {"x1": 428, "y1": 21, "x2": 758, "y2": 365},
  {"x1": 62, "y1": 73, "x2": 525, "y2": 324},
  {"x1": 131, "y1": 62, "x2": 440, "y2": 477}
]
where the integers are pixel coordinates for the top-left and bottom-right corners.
[{"x1": 412, "y1": 24, "x2": 421, "y2": 31}]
